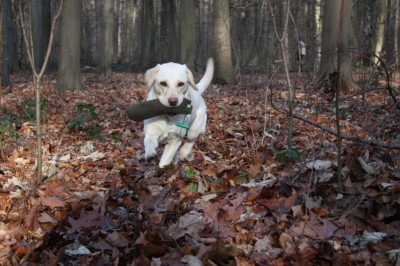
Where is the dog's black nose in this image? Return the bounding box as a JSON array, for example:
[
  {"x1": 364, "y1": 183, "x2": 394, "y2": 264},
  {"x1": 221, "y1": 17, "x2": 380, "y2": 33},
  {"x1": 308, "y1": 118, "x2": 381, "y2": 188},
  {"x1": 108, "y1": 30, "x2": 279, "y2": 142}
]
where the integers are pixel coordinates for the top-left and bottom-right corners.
[{"x1": 168, "y1": 97, "x2": 178, "y2": 106}]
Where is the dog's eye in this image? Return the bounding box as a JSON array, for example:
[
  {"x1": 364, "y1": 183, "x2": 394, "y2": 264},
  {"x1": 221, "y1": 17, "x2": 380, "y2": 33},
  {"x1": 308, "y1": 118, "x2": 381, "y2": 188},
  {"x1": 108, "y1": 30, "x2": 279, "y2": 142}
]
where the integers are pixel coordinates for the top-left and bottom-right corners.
[
  {"x1": 160, "y1": 81, "x2": 167, "y2": 87},
  {"x1": 177, "y1": 82, "x2": 185, "y2": 87}
]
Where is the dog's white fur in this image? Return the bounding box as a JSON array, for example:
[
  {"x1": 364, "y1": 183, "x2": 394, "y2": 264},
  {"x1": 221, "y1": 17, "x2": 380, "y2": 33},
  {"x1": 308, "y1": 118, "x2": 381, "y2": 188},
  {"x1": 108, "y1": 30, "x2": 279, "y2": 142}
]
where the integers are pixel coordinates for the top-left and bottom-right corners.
[{"x1": 143, "y1": 58, "x2": 214, "y2": 168}]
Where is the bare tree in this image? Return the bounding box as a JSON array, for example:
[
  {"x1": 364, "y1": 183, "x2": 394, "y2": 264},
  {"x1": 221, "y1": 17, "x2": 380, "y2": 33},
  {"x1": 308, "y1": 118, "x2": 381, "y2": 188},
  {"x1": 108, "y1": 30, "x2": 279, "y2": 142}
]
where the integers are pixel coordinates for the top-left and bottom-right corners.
[
  {"x1": 372, "y1": 0, "x2": 386, "y2": 64},
  {"x1": 18, "y1": 0, "x2": 63, "y2": 183},
  {"x1": 0, "y1": 4, "x2": 3, "y2": 88},
  {"x1": 396, "y1": 0, "x2": 400, "y2": 70},
  {"x1": 56, "y1": 0, "x2": 83, "y2": 91},
  {"x1": 30, "y1": 0, "x2": 43, "y2": 72},
  {"x1": 141, "y1": 0, "x2": 155, "y2": 67},
  {"x1": 179, "y1": 0, "x2": 196, "y2": 70},
  {"x1": 316, "y1": 0, "x2": 353, "y2": 90},
  {"x1": 1, "y1": 0, "x2": 11, "y2": 87},
  {"x1": 213, "y1": 0, "x2": 235, "y2": 84},
  {"x1": 268, "y1": 0, "x2": 295, "y2": 150},
  {"x1": 160, "y1": 0, "x2": 178, "y2": 63},
  {"x1": 99, "y1": 0, "x2": 115, "y2": 75}
]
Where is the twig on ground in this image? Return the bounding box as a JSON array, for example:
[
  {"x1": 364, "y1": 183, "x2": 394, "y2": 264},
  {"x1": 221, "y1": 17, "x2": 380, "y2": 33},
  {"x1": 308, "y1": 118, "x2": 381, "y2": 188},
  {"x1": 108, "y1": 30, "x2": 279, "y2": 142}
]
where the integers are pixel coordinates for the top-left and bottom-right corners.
[{"x1": 269, "y1": 95, "x2": 400, "y2": 150}]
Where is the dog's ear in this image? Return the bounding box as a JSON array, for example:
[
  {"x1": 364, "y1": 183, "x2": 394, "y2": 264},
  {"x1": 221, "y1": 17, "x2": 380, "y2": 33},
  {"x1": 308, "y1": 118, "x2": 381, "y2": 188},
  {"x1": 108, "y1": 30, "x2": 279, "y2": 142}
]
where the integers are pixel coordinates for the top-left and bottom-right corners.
[
  {"x1": 185, "y1": 65, "x2": 198, "y2": 91},
  {"x1": 144, "y1": 65, "x2": 160, "y2": 91}
]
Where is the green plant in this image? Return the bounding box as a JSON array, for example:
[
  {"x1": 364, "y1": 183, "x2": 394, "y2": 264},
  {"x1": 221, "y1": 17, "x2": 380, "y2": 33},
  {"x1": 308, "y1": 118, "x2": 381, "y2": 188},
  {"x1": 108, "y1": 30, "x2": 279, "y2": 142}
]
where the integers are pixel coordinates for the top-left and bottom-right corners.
[
  {"x1": 183, "y1": 168, "x2": 197, "y2": 179},
  {"x1": 0, "y1": 118, "x2": 20, "y2": 141},
  {"x1": 0, "y1": 108, "x2": 21, "y2": 141},
  {"x1": 275, "y1": 148, "x2": 301, "y2": 161},
  {"x1": 0, "y1": 113, "x2": 21, "y2": 141},
  {"x1": 111, "y1": 134, "x2": 121, "y2": 142},
  {"x1": 20, "y1": 98, "x2": 49, "y2": 122},
  {"x1": 67, "y1": 103, "x2": 102, "y2": 139}
]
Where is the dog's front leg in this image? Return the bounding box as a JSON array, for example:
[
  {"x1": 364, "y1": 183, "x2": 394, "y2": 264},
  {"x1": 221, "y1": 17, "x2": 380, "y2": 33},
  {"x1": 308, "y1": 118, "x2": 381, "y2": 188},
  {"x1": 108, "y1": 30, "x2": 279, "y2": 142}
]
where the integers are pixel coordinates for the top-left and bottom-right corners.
[
  {"x1": 144, "y1": 134, "x2": 159, "y2": 160},
  {"x1": 179, "y1": 141, "x2": 195, "y2": 161},
  {"x1": 159, "y1": 139, "x2": 182, "y2": 168}
]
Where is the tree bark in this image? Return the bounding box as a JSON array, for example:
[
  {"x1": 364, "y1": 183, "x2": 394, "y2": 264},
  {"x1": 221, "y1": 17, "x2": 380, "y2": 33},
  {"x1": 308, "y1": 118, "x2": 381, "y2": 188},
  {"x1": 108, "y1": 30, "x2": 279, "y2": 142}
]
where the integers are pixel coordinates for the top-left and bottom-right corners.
[
  {"x1": 213, "y1": 0, "x2": 235, "y2": 84},
  {"x1": 56, "y1": 0, "x2": 83, "y2": 91},
  {"x1": 316, "y1": 0, "x2": 353, "y2": 90},
  {"x1": 179, "y1": 0, "x2": 196, "y2": 70},
  {"x1": 31, "y1": 0, "x2": 43, "y2": 72},
  {"x1": 372, "y1": 0, "x2": 386, "y2": 64},
  {"x1": 99, "y1": 0, "x2": 115, "y2": 75},
  {"x1": 1, "y1": 1, "x2": 10, "y2": 86},
  {"x1": 3, "y1": 0, "x2": 19, "y2": 73},
  {"x1": 141, "y1": 0, "x2": 155, "y2": 67},
  {"x1": 396, "y1": 0, "x2": 399, "y2": 69},
  {"x1": 160, "y1": 0, "x2": 178, "y2": 63}
]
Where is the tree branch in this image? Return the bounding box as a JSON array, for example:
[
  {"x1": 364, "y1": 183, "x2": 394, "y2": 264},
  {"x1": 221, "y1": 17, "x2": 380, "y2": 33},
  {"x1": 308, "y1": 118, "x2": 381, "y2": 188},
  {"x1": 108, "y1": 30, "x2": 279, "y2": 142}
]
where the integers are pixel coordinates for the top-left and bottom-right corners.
[{"x1": 39, "y1": 0, "x2": 63, "y2": 78}]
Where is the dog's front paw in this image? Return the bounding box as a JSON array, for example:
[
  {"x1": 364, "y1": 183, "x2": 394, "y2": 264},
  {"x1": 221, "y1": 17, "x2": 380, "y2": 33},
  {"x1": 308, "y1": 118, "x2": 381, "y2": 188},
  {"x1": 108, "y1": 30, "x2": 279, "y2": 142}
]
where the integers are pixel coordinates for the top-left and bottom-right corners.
[
  {"x1": 179, "y1": 153, "x2": 194, "y2": 162},
  {"x1": 145, "y1": 148, "x2": 157, "y2": 160},
  {"x1": 179, "y1": 142, "x2": 195, "y2": 162}
]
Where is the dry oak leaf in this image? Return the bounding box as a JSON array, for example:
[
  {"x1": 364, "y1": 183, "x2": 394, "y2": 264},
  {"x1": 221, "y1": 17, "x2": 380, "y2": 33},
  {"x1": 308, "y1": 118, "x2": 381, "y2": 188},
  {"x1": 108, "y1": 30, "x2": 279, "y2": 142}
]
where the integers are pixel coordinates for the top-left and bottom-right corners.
[
  {"x1": 67, "y1": 208, "x2": 100, "y2": 234},
  {"x1": 40, "y1": 196, "x2": 65, "y2": 208},
  {"x1": 106, "y1": 231, "x2": 130, "y2": 247},
  {"x1": 166, "y1": 210, "x2": 206, "y2": 240},
  {"x1": 309, "y1": 218, "x2": 339, "y2": 239},
  {"x1": 279, "y1": 232, "x2": 294, "y2": 249},
  {"x1": 37, "y1": 213, "x2": 56, "y2": 224}
]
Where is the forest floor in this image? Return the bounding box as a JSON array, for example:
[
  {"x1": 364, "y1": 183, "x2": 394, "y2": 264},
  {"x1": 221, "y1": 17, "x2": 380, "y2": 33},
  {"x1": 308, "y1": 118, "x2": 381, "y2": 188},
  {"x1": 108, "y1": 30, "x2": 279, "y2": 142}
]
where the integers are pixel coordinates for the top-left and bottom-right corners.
[{"x1": 0, "y1": 70, "x2": 399, "y2": 265}]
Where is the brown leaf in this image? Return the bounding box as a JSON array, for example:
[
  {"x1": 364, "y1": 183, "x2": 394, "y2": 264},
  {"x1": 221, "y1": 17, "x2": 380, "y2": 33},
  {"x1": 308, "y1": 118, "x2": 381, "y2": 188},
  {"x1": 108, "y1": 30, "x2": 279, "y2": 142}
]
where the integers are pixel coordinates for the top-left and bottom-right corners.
[
  {"x1": 279, "y1": 232, "x2": 294, "y2": 249},
  {"x1": 248, "y1": 157, "x2": 261, "y2": 179},
  {"x1": 40, "y1": 196, "x2": 65, "y2": 208},
  {"x1": 309, "y1": 218, "x2": 339, "y2": 239},
  {"x1": 37, "y1": 213, "x2": 56, "y2": 224},
  {"x1": 106, "y1": 231, "x2": 129, "y2": 247}
]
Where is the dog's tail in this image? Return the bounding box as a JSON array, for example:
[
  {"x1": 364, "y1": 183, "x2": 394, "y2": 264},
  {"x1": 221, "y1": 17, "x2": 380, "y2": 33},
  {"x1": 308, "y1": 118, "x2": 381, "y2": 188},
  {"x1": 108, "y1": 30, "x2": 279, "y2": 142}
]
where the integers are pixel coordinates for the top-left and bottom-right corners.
[{"x1": 196, "y1": 58, "x2": 214, "y2": 95}]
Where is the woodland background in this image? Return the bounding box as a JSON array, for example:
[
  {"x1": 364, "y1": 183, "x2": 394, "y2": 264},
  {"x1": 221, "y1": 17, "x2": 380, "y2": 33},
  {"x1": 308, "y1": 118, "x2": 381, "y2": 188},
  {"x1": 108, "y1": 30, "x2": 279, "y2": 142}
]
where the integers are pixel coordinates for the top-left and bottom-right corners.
[
  {"x1": 0, "y1": 0, "x2": 400, "y2": 265},
  {"x1": 1, "y1": 0, "x2": 400, "y2": 85}
]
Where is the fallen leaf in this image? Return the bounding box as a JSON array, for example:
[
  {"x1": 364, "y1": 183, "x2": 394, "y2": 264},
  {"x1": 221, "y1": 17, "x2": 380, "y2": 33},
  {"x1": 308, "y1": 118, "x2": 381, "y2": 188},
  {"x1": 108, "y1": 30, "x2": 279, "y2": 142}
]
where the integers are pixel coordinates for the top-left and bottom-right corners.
[
  {"x1": 309, "y1": 218, "x2": 339, "y2": 239},
  {"x1": 80, "y1": 151, "x2": 105, "y2": 162},
  {"x1": 306, "y1": 160, "x2": 333, "y2": 170},
  {"x1": 65, "y1": 242, "x2": 95, "y2": 257},
  {"x1": 40, "y1": 196, "x2": 65, "y2": 208},
  {"x1": 37, "y1": 213, "x2": 56, "y2": 224}
]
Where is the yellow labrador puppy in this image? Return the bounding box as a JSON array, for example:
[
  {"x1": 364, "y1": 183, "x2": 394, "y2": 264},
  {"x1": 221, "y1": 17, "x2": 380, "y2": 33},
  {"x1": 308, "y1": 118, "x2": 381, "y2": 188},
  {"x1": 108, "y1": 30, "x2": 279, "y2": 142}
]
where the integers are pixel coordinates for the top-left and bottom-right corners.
[{"x1": 143, "y1": 58, "x2": 214, "y2": 167}]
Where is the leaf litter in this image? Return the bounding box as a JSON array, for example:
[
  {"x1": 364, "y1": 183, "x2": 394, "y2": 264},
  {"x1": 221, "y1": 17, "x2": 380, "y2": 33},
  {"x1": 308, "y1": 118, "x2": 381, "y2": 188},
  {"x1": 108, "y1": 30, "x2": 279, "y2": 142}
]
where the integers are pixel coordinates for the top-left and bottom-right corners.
[{"x1": 0, "y1": 71, "x2": 399, "y2": 265}]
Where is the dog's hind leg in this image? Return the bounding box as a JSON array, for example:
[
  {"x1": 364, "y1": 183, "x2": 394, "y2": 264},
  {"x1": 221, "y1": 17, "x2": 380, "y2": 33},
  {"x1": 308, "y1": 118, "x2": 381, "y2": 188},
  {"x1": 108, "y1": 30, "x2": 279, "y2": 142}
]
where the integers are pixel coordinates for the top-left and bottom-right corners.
[{"x1": 159, "y1": 140, "x2": 182, "y2": 167}]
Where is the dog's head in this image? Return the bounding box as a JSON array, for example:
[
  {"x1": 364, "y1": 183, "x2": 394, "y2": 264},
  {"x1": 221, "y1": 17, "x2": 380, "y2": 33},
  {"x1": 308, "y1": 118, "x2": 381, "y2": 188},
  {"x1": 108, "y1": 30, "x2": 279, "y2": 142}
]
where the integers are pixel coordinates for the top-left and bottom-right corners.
[{"x1": 145, "y1": 62, "x2": 198, "y2": 107}]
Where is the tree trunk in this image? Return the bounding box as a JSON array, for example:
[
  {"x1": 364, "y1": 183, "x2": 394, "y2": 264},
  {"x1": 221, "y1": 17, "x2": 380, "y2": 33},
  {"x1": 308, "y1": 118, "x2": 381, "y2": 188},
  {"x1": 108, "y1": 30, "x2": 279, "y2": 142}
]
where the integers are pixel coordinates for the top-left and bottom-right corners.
[
  {"x1": 125, "y1": 0, "x2": 142, "y2": 66},
  {"x1": 372, "y1": 0, "x2": 386, "y2": 63},
  {"x1": 42, "y1": 0, "x2": 51, "y2": 62},
  {"x1": 160, "y1": 0, "x2": 178, "y2": 63},
  {"x1": 396, "y1": 0, "x2": 399, "y2": 69},
  {"x1": 313, "y1": 0, "x2": 322, "y2": 73},
  {"x1": 31, "y1": 0, "x2": 43, "y2": 72},
  {"x1": 56, "y1": 0, "x2": 83, "y2": 91},
  {"x1": 179, "y1": 0, "x2": 196, "y2": 70},
  {"x1": 99, "y1": 0, "x2": 115, "y2": 75},
  {"x1": 198, "y1": 0, "x2": 213, "y2": 65},
  {"x1": 141, "y1": 0, "x2": 155, "y2": 67},
  {"x1": 1, "y1": 4, "x2": 3, "y2": 87},
  {"x1": 3, "y1": 0, "x2": 19, "y2": 73},
  {"x1": 1, "y1": 1, "x2": 10, "y2": 86},
  {"x1": 213, "y1": 0, "x2": 235, "y2": 84},
  {"x1": 316, "y1": 0, "x2": 353, "y2": 90}
]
